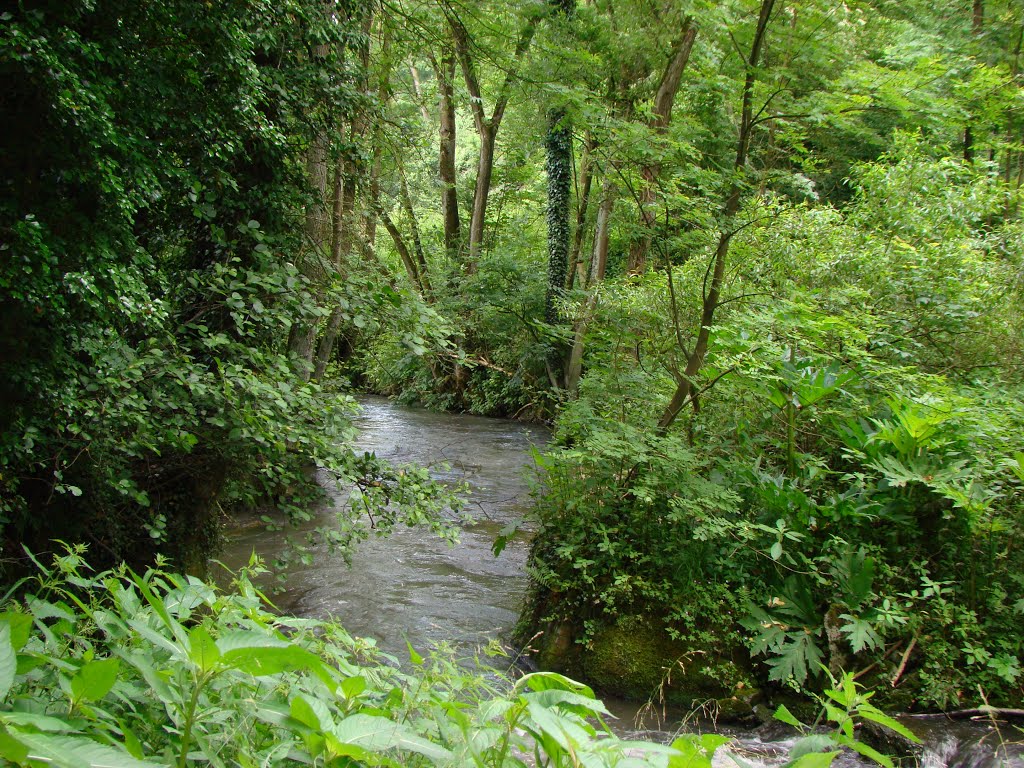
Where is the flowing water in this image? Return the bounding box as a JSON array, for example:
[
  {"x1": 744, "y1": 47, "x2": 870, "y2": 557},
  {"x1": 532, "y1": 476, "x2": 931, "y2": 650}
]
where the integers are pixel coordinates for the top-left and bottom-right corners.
[
  {"x1": 218, "y1": 396, "x2": 1023, "y2": 768},
  {"x1": 219, "y1": 395, "x2": 544, "y2": 656}
]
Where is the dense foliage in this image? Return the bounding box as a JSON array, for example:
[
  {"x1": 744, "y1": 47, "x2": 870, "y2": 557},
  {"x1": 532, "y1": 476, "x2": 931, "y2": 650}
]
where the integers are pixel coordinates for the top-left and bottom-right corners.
[
  {"x1": 524, "y1": 140, "x2": 1024, "y2": 709},
  {"x1": 0, "y1": 0, "x2": 459, "y2": 574},
  {"x1": 316, "y1": 0, "x2": 1024, "y2": 711},
  {"x1": 0, "y1": 548, "x2": 918, "y2": 768}
]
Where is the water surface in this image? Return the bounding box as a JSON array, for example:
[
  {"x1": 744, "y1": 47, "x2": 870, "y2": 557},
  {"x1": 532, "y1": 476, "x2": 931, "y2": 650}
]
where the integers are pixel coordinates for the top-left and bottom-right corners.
[{"x1": 219, "y1": 395, "x2": 546, "y2": 657}]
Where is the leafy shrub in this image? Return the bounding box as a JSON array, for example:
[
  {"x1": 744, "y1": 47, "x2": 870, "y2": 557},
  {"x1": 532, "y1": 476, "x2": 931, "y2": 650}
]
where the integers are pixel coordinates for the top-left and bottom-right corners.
[{"x1": 522, "y1": 140, "x2": 1024, "y2": 709}]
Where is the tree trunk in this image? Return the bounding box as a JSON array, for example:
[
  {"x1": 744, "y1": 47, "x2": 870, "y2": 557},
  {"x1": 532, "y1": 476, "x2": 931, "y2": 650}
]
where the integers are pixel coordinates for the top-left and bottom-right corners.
[
  {"x1": 964, "y1": 0, "x2": 984, "y2": 164},
  {"x1": 568, "y1": 136, "x2": 595, "y2": 290},
  {"x1": 288, "y1": 131, "x2": 331, "y2": 381},
  {"x1": 545, "y1": 111, "x2": 572, "y2": 327},
  {"x1": 446, "y1": 3, "x2": 537, "y2": 272},
  {"x1": 399, "y1": 164, "x2": 432, "y2": 295},
  {"x1": 589, "y1": 177, "x2": 614, "y2": 285},
  {"x1": 543, "y1": 0, "x2": 577, "y2": 390},
  {"x1": 565, "y1": 175, "x2": 614, "y2": 393},
  {"x1": 311, "y1": 6, "x2": 375, "y2": 382},
  {"x1": 467, "y1": 124, "x2": 496, "y2": 270},
  {"x1": 312, "y1": 164, "x2": 363, "y2": 381},
  {"x1": 435, "y1": 50, "x2": 461, "y2": 262},
  {"x1": 379, "y1": 205, "x2": 424, "y2": 293},
  {"x1": 408, "y1": 64, "x2": 432, "y2": 124},
  {"x1": 626, "y1": 19, "x2": 697, "y2": 274}
]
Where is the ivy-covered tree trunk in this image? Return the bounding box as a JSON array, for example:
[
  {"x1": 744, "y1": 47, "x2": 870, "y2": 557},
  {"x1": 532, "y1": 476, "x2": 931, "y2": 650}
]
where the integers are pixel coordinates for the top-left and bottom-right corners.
[
  {"x1": 545, "y1": 115, "x2": 572, "y2": 328},
  {"x1": 544, "y1": 0, "x2": 576, "y2": 388}
]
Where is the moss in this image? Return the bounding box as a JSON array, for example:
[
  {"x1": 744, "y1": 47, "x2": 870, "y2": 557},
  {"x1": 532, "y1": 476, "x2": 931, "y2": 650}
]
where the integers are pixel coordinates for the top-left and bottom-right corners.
[
  {"x1": 581, "y1": 616, "x2": 754, "y2": 712},
  {"x1": 516, "y1": 591, "x2": 759, "y2": 720}
]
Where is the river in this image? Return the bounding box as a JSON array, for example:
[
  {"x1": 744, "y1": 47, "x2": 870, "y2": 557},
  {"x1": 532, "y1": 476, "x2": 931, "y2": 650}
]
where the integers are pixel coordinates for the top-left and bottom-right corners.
[
  {"x1": 219, "y1": 395, "x2": 543, "y2": 656},
  {"x1": 218, "y1": 396, "x2": 1022, "y2": 768}
]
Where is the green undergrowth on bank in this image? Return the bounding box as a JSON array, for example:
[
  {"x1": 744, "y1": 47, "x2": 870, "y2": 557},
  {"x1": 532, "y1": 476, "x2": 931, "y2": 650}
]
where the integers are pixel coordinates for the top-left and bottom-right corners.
[
  {"x1": 520, "y1": 147, "x2": 1024, "y2": 711},
  {"x1": 0, "y1": 546, "x2": 913, "y2": 768}
]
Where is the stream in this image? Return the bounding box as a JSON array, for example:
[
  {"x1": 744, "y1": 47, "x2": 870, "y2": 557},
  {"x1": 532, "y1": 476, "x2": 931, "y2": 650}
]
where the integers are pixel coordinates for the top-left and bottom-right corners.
[{"x1": 219, "y1": 396, "x2": 1022, "y2": 768}]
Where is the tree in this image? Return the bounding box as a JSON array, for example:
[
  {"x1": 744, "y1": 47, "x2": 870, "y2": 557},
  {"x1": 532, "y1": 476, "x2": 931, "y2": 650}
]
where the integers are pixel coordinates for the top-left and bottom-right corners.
[
  {"x1": 543, "y1": 0, "x2": 577, "y2": 388},
  {"x1": 444, "y1": 0, "x2": 540, "y2": 271},
  {"x1": 657, "y1": 0, "x2": 775, "y2": 430},
  {"x1": 625, "y1": 18, "x2": 697, "y2": 275}
]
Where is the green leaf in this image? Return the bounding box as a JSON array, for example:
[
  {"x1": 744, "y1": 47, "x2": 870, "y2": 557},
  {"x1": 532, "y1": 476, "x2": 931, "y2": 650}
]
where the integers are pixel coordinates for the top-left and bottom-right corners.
[
  {"x1": 331, "y1": 713, "x2": 452, "y2": 760},
  {"x1": 839, "y1": 615, "x2": 882, "y2": 654},
  {"x1": 214, "y1": 630, "x2": 289, "y2": 654},
  {"x1": 847, "y1": 554, "x2": 875, "y2": 607},
  {"x1": 129, "y1": 572, "x2": 180, "y2": 640},
  {"x1": 188, "y1": 625, "x2": 221, "y2": 673},
  {"x1": 289, "y1": 695, "x2": 323, "y2": 730},
  {"x1": 27, "y1": 598, "x2": 76, "y2": 622},
  {"x1": 340, "y1": 675, "x2": 366, "y2": 699},
  {"x1": 0, "y1": 726, "x2": 29, "y2": 765},
  {"x1": 767, "y1": 633, "x2": 824, "y2": 684},
  {"x1": 13, "y1": 731, "x2": 164, "y2": 768},
  {"x1": 0, "y1": 624, "x2": 15, "y2": 702},
  {"x1": 70, "y1": 658, "x2": 119, "y2": 703},
  {"x1": 406, "y1": 641, "x2": 423, "y2": 666},
  {"x1": 125, "y1": 618, "x2": 186, "y2": 660},
  {"x1": 220, "y1": 644, "x2": 333, "y2": 687},
  {"x1": 696, "y1": 733, "x2": 731, "y2": 756},
  {"x1": 0, "y1": 711, "x2": 73, "y2": 732},
  {"x1": 787, "y1": 751, "x2": 841, "y2": 768},
  {"x1": 668, "y1": 733, "x2": 723, "y2": 768},
  {"x1": 774, "y1": 704, "x2": 803, "y2": 729},
  {"x1": 525, "y1": 688, "x2": 611, "y2": 717},
  {"x1": 858, "y1": 708, "x2": 920, "y2": 743},
  {"x1": 116, "y1": 719, "x2": 145, "y2": 760},
  {"x1": 516, "y1": 671, "x2": 595, "y2": 699},
  {"x1": 788, "y1": 734, "x2": 841, "y2": 762},
  {"x1": 843, "y1": 736, "x2": 894, "y2": 768},
  {"x1": 116, "y1": 650, "x2": 172, "y2": 701},
  {"x1": 0, "y1": 613, "x2": 33, "y2": 651}
]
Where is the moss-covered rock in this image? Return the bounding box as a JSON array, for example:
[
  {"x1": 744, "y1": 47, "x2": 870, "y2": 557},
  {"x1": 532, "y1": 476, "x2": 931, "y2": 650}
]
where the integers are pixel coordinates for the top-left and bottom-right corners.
[
  {"x1": 582, "y1": 616, "x2": 752, "y2": 706},
  {"x1": 518, "y1": 613, "x2": 760, "y2": 719}
]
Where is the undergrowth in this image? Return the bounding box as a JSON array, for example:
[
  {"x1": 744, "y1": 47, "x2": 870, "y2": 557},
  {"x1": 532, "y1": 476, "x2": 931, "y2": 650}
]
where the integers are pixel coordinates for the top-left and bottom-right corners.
[{"x1": 0, "y1": 545, "x2": 912, "y2": 767}]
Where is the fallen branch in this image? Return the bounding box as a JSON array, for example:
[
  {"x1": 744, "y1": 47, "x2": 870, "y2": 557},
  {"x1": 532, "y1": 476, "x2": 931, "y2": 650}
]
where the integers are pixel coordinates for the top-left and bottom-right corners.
[
  {"x1": 907, "y1": 708, "x2": 1024, "y2": 722},
  {"x1": 890, "y1": 632, "x2": 918, "y2": 687}
]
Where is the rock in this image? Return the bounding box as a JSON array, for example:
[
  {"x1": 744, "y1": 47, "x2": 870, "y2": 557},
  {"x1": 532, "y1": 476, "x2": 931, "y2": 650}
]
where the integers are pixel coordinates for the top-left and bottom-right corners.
[{"x1": 580, "y1": 615, "x2": 755, "y2": 716}]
